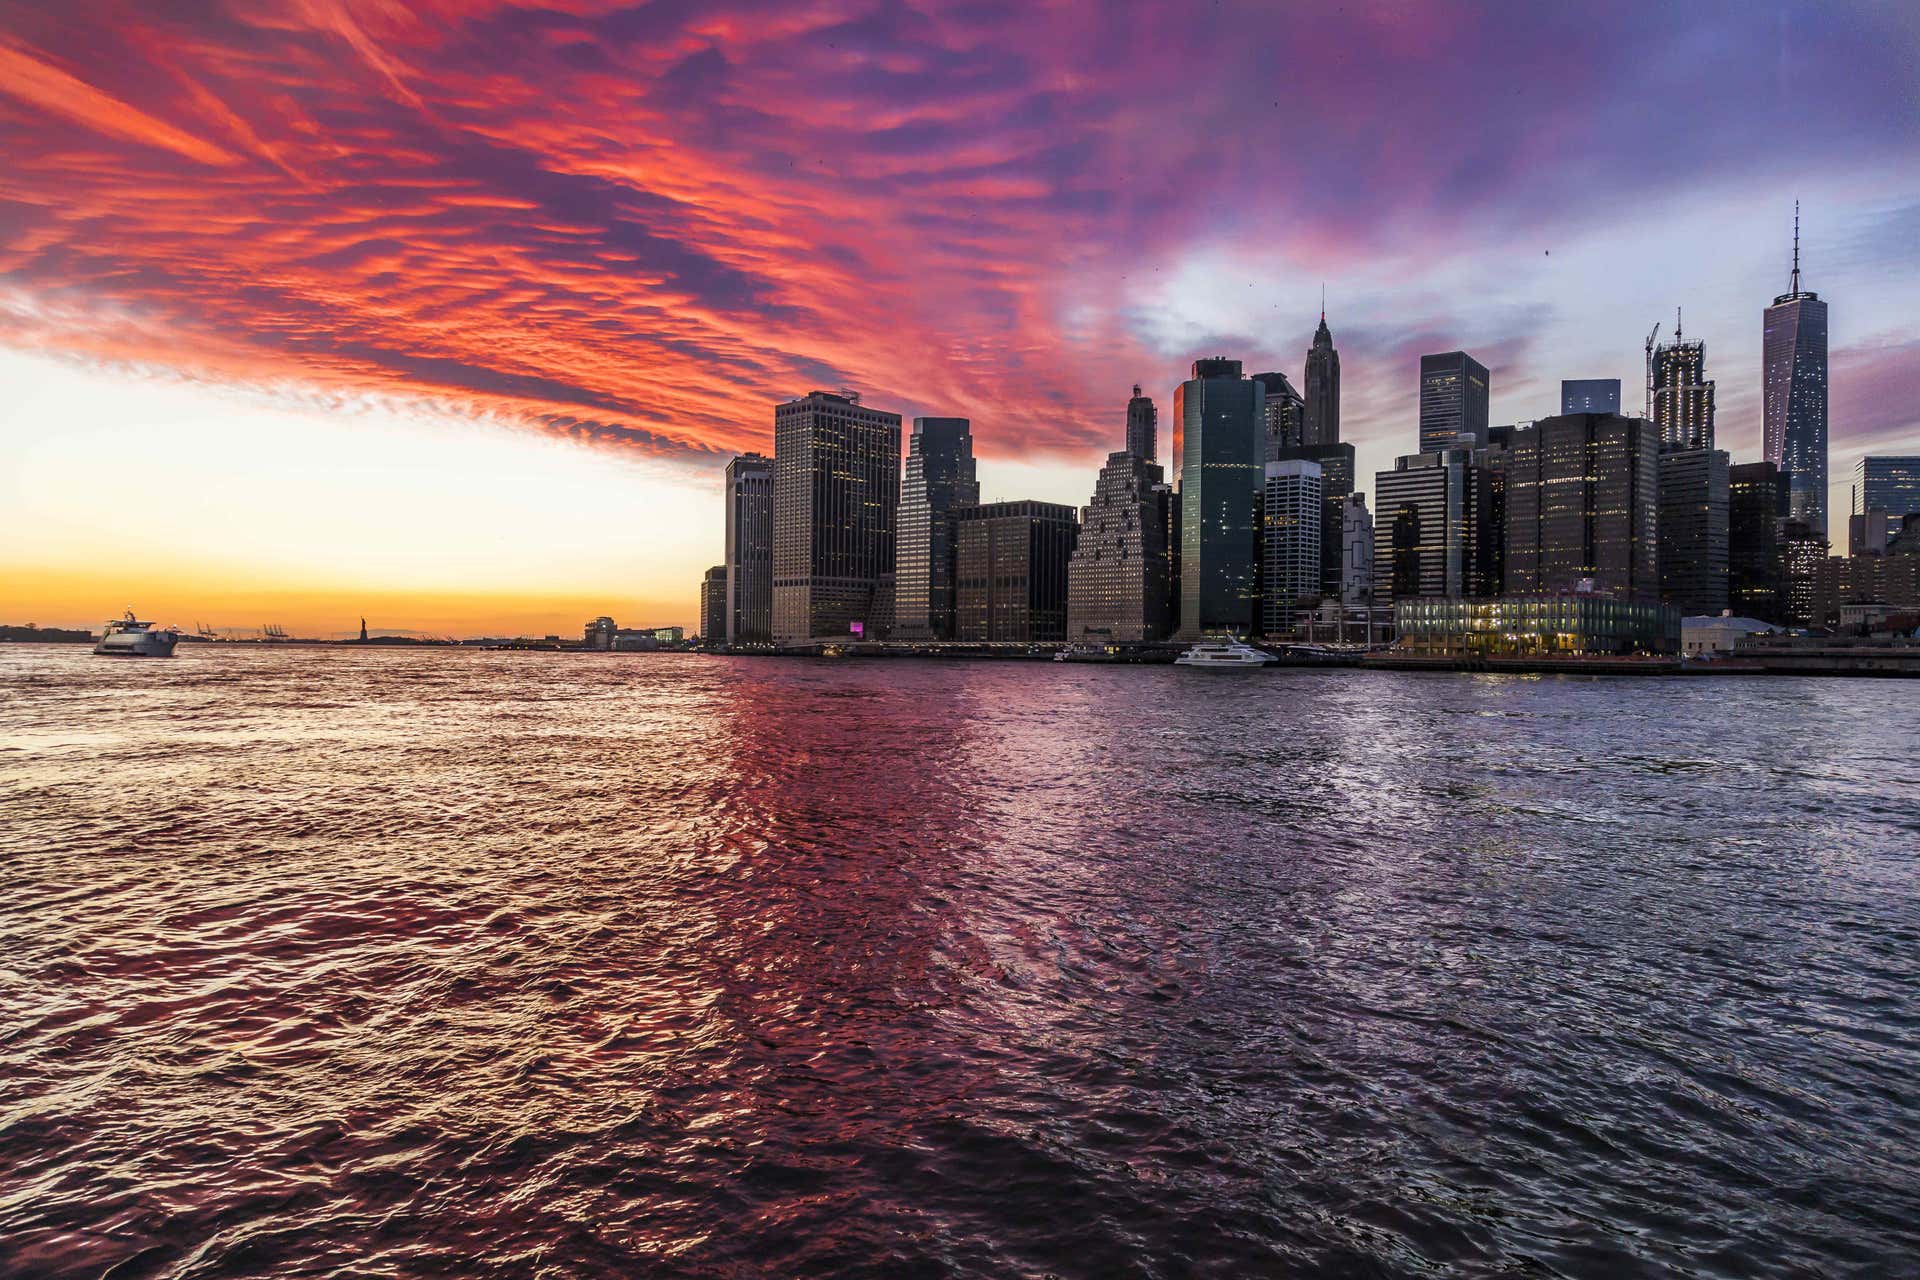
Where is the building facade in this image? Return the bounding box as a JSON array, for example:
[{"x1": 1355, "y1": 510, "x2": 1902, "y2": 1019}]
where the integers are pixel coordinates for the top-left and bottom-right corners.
[
  {"x1": 1126, "y1": 384, "x2": 1158, "y2": 462},
  {"x1": 700, "y1": 566, "x2": 727, "y2": 643},
  {"x1": 1303, "y1": 313, "x2": 1341, "y2": 446},
  {"x1": 1657, "y1": 447, "x2": 1730, "y2": 616},
  {"x1": 1505, "y1": 413, "x2": 1659, "y2": 599},
  {"x1": 1781, "y1": 520, "x2": 1829, "y2": 626},
  {"x1": 1418, "y1": 350, "x2": 1490, "y2": 453},
  {"x1": 1561, "y1": 379, "x2": 1621, "y2": 415},
  {"x1": 1067, "y1": 451, "x2": 1172, "y2": 643},
  {"x1": 1261, "y1": 460, "x2": 1322, "y2": 637},
  {"x1": 1856, "y1": 456, "x2": 1920, "y2": 524},
  {"x1": 1729, "y1": 460, "x2": 1789, "y2": 623},
  {"x1": 1651, "y1": 322, "x2": 1716, "y2": 451},
  {"x1": 1372, "y1": 444, "x2": 1504, "y2": 608},
  {"x1": 771, "y1": 391, "x2": 901, "y2": 642},
  {"x1": 723, "y1": 453, "x2": 773, "y2": 644},
  {"x1": 955, "y1": 501, "x2": 1080, "y2": 642},
  {"x1": 1176, "y1": 358, "x2": 1266, "y2": 636},
  {"x1": 1273, "y1": 441, "x2": 1356, "y2": 601},
  {"x1": 1340, "y1": 493, "x2": 1374, "y2": 606},
  {"x1": 1393, "y1": 593, "x2": 1680, "y2": 656},
  {"x1": 1763, "y1": 213, "x2": 1829, "y2": 534},
  {"x1": 894, "y1": 417, "x2": 978, "y2": 639}
]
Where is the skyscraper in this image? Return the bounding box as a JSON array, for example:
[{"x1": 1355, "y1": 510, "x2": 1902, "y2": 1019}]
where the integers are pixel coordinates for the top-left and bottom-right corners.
[
  {"x1": 1252, "y1": 370, "x2": 1305, "y2": 460},
  {"x1": 1340, "y1": 493, "x2": 1374, "y2": 606},
  {"x1": 1855, "y1": 456, "x2": 1920, "y2": 523},
  {"x1": 1651, "y1": 314, "x2": 1716, "y2": 451},
  {"x1": 723, "y1": 452, "x2": 773, "y2": 644},
  {"x1": 1657, "y1": 447, "x2": 1730, "y2": 616},
  {"x1": 1272, "y1": 441, "x2": 1355, "y2": 600},
  {"x1": 1126, "y1": 384, "x2": 1158, "y2": 462},
  {"x1": 1418, "y1": 351, "x2": 1490, "y2": 452},
  {"x1": 1561, "y1": 379, "x2": 1622, "y2": 415},
  {"x1": 700, "y1": 566, "x2": 727, "y2": 642},
  {"x1": 1729, "y1": 460, "x2": 1789, "y2": 622},
  {"x1": 955, "y1": 501, "x2": 1080, "y2": 641},
  {"x1": 1505, "y1": 413, "x2": 1659, "y2": 598},
  {"x1": 1176, "y1": 358, "x2": 1265, "y2": 636},
  {"x1": 772, "y1": 391, "x2": 901, "y2": 642},
  {"x1": 1780, "y1": 519, "x2": 1829, "y2": 626},
  {"x1": 894, "y1": 417, "x2": 978, "y2": 639},
  {"x1": 1067, "y1": 451, "x2": 1172, "y2": 643},
  {"x1": 1763, "y1": 206, "x2": 1829, "y2": 535},
  {"x1": 1261, "y1": 460, "x2": 1322, "y2": 637},
  {"x1": 1373, "y1": 449, "x2": 1468, "y2": 609},
  {"x1": 1303, "y1": 310, "x2": 1341, "y2": 446}
]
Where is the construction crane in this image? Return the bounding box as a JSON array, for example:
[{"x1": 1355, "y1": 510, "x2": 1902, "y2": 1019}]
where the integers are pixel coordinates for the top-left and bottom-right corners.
[{"x1": 1643, "y1": 321, "x2": 1661, "y2": 421}]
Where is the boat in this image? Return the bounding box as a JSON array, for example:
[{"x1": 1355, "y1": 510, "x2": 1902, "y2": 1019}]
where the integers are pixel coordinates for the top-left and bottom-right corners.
[
  {"x1": 1054, "y1": 641, "x2": 1122, "y2": 663},
  {"x1": 1173, "y1": 638, "x2": 1273, "y2": 669},
  {"x1": 94, "y1": 611, "x2": 179, "y2": 657}
]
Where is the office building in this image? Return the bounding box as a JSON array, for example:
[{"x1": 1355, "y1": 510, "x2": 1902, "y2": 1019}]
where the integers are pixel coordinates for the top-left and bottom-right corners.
[
  {"x1": 1273, "y1": 441, "x2": 1356, "y2": 600},
  {"x1": 1763, "y1": 207, "x2": 1829, "y2": 534},
  {"x1": 1393, "y1": 593, "x2": 1680, "y2": 657},
  {"x1": 1651, "y1": 318, "x2": 1716, "y2": 451},
  {"x1": 894, "y1": 417, "x2": 978, "y2": 639},
  {"x1": 955, "y1": 501, "x2": 1080, "y2": 642},
  {"x1": 1340, "y1": 493, "x2": 1374, "y2": 606},
  {"x1": 1303, "y1": 310, "x2": 1341, "y2": 446},
  {"x1": 1729, "y1": 460, "x2": 1789, "y2": 623},
  {"x1": 1067, "y1": 451, "x2": 1173, "y2": 643},
  {"x1": 1505, "y1": 413, "x2": 1659, "y2": 599},
  {"x1": 772, "y1": 390, "x2": 901, "y2": 642},
  {"x1": 1126, "y1": 384, "x2": 1158, "y2": 462},
  {"x1": 1176, "y1": 358, "x2": 1266, "y2": 636},
  {"x1": 1780, "y1": 520, "x2": 1829, "y2": 626},
  {"x1": 723, "y1": 453, "x2": 773, "y2": 644},
  {"x1": 1418, "y1": 351, "x2": 1490, "y2": 452},
  {"x1": 1252, "y1": 370, "x2": 1306, "y2": 460},
  {"x1": 1561, "y1": 379, "x2": 1621, "y2": 415},
  {"x1": 1261, "y1": 460, "x2": 1322, "y2": 637},
  {"x1": 1855, "y1": 456, "x2": 1920, "y2": 524},
  {"x1": 1372, "y1": 443, "x2": 1505, "y2": 609},
  {"x1": 700, "y1": 566, "x2": 727, "y2": 642},
  {"x1": 1657, "y1": 447, "x2": 1730, "y2": 616},
  {"x1": 1850, "y1": 507, "x2": 1891, "y2": 559}
]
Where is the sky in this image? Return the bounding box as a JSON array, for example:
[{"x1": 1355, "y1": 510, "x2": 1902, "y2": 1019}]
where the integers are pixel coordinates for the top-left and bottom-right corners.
[{"x1": 2, "y1": 0, "x2": 1917, "y2": 636}]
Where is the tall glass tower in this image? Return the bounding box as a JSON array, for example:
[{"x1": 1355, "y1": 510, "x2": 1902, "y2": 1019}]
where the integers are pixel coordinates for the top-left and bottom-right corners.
[
  {"x1": 1763, "y1": 206, "x2": 1829, "y2": 535},
  {"x1": 1175, "y1": 358, "x2": 1265, "y2": 637},
  {"x1": 894, "y1": 417, "x2": 978, "y2": 639}
]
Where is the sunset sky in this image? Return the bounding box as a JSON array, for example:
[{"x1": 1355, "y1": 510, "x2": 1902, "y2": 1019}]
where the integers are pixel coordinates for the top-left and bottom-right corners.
[{"x1": 3, "y1": 1, "x2": 1917, "y2": 635}]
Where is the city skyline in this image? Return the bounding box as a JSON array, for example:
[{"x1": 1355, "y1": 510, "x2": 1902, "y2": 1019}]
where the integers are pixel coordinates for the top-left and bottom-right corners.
[{"x1": 3, "y1": 3, "x2": 1918, "y2": 634}]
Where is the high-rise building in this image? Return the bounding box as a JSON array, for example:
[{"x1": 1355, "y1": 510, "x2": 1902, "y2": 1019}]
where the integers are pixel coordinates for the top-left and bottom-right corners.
[
  {"x1": 1373, "y1": 450, "x2": 1467, "y2": 609},
  {"x1": 1261, "y1": 460, "x2": 1322, "y2": 637},
  {"x1": 1252, "y1": 370, "x2": 1306, "y2": 460},
  {"x1": 1849, "y1": 507, "x2": 1891, "y2": 558},
  {"x1": 1303, "y1": 310, "x2": 1341, "y2": 446},
  {"x1": 1780, "y1": 520, "x2": 1829, "y2": 626},
  {"x1": 1067, "y1": 451, "x2": 1172, "y2": 643},
  {"x1": 894, "y1": 417, "x2": 978, "y2": 640},
  {"x1": 1176, "y1": 358, "x2": 1266, "y2": 636},
  {"x1": 1561, "y1": 379, "x2": 1621, "y2": 415},
  {"x1": 700, "y1": 566, "x2": 727, "y2": 642},
  {"x1": 1657, "y1": 447, "x2": 1731, "y2": 616},
  {"x1": 1505, "y1": 413, "x2": 1659, "y2": 599},
  {"x1": 723, "y1": 453, "x2": 773, "y2": 644},
  {"x1": 1855, "y1": 456, "x2": 1920, "y2": 523},
  {"x1": 954, "y1": 501, "x2": 1080, "y2": 642},
  {"x1": 1418, "y1": 351, "x2": 1490, "y2": 453},
  {"x1": 771, "y1": 391, "x2": 901, "y2": 642},
  {"x1": 1729, "y1": 460, "x2": 1789, "y2": 623},
  {"x1": 1340, "y1": 493, "x2": 1374, "y2": 606},
  {"x1": 1272, "y1": 442, "x2": 1355, "y2": 600},
  {"x1": 1126, "y1": 384, "x2": 1158, "y2": 462},
  {"x1": 1651, "y1": 316, "x2": 1716, "y2": 452},
  {"x1": 1763, "y1": 206, "x2": 1829, "y2": 535}
]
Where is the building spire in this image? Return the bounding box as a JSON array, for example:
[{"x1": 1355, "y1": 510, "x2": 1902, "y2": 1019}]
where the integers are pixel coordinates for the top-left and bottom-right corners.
[
  {"x1": 1790, "y1": 200, "x2": 1802, "y2": 294},
  {"x1": 1319, "y1": 283, "x2": 1325, "y2": 323},
  {"x1": 1674, "y1": 306, "x2": 1682, "y2": 342}
]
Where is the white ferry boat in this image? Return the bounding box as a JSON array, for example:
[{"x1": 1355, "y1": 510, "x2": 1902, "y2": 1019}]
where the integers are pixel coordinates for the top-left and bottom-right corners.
[
  {"x1": 94, "y1": 611, "x2": 179, "y2": 657},
  {"x1": 1174, "y1": 639, "x2": 1273, "y2": 669}
]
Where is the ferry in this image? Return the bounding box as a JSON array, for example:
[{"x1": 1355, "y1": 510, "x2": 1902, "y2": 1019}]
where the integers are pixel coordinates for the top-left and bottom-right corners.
[
  {"x1": 1173, "y1": 639, "x2": 1273, "y2": 669},
  {"x1": 94, "y1": 611, "x2": 179, "y2": 658}
]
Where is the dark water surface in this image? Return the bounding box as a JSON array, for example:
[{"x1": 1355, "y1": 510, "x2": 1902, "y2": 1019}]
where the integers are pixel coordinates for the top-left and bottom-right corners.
[{"x1": 3, "y1": 646, "x2": 1917, "y2": 1278}]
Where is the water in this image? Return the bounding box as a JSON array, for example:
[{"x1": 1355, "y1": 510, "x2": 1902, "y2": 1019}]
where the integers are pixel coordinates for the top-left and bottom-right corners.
[{"x1": 2, "y1": 645, "x2": 1916, "y2": 1278}]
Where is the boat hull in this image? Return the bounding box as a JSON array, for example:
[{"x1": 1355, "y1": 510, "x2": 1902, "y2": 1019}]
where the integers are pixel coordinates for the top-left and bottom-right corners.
[{"x1": 94, "y1": 633, "x2": 178, "y2": 657}]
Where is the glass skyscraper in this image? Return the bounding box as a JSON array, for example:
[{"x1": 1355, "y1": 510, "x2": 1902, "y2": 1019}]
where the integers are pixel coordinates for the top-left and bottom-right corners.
[
  {"x1": 1418, "y1": 351, "x2": 1490, "y2": 452},
  {"x1": 894, "y1": 417, "x2": 978, "y2": 639},
  {"x1": 1505, "y1": 413, "x2": 1659, "y2": 600},
  {"x1": 1855, "y1": 456, "x2": 1920, "y2": 522},
  {"x1": 1176, "y1": 358, "x2": 1265, "y2": 637},
  {"x1": 1561, "y1": 379, "x2": 1621, "y2": 415},
  {"x1": 1763, "y1": 210, "x2": 1828, "y2": 535}
]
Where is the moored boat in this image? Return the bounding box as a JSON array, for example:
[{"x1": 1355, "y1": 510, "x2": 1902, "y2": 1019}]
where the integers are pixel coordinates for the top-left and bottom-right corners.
[{"x1": 1173, "y1": 639, "x2": 1272, "y2": 669}]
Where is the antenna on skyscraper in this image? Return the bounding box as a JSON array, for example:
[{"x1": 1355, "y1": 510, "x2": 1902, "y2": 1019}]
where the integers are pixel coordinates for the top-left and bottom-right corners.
[
  {"x1": 1790, "y1": 200, "x2": 1802, "y2": 294},
  {"x1": 1675, "y1": 306, "x2": 1682, "y2": 342},
  {"x1": 1320, "y1": 283, "x2": 1325, "y2": 322}
]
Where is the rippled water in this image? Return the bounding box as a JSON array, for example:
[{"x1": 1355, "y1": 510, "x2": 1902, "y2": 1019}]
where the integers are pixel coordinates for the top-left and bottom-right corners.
[{"x1": 2, "y1": 645, "x2": 1917, "y2": 1278}]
